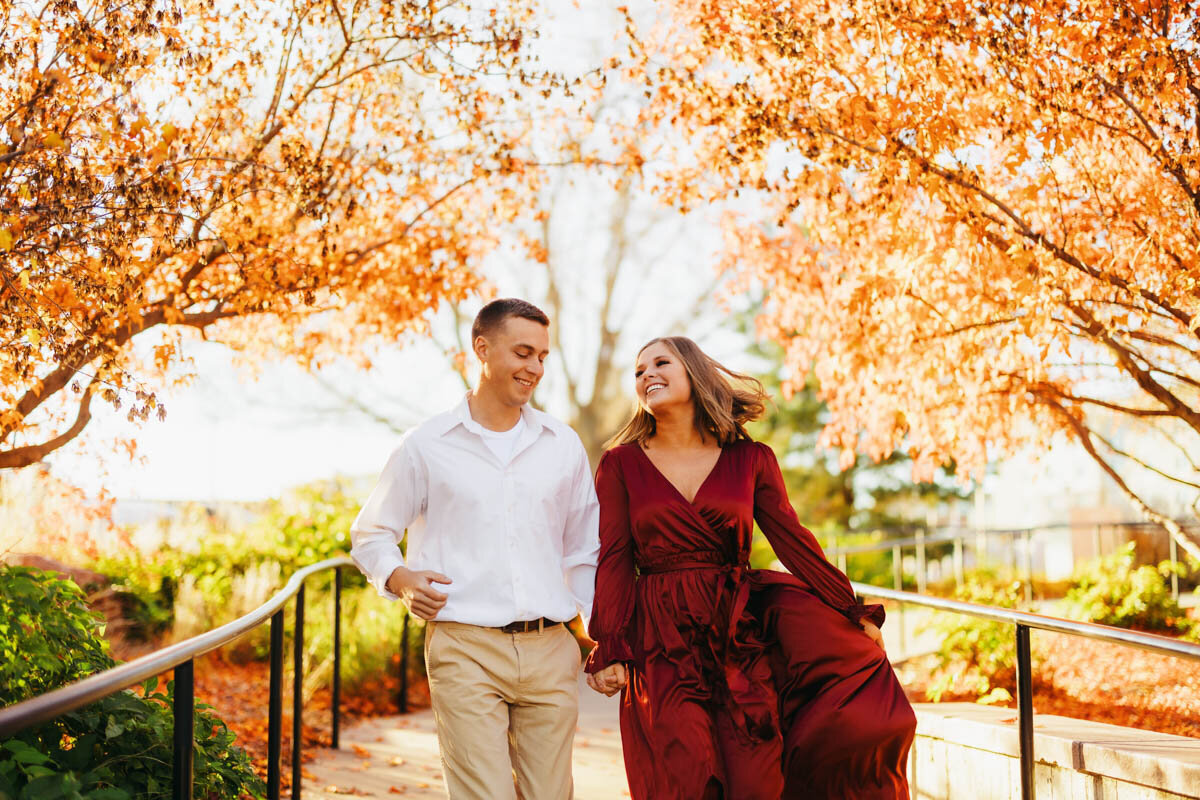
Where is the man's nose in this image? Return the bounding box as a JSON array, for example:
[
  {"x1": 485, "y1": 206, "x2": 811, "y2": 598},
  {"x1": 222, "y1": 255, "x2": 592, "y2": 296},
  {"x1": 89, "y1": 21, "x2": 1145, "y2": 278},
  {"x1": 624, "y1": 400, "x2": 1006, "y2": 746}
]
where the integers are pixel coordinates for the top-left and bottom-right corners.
[{"x1": 528, "y1": 360, "x2": 544, "y2": 378}]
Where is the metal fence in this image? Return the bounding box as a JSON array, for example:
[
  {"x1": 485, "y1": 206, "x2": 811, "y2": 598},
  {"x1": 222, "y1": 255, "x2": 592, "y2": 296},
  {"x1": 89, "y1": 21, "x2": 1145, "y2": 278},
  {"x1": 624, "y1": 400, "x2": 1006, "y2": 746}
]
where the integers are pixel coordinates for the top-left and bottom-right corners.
[
  {"x1": 851, "y1": 581, "x2": 1200, "y2": 800},
  {"x1": 3, "y1": 553, "x2": 1198, "y2": 800},
  {"x1": 0, "y1": 556, "x2": 397, "y2": 800},
  {"x1": 831, "y1": 520, "x2": 1197, "y2": 603}
]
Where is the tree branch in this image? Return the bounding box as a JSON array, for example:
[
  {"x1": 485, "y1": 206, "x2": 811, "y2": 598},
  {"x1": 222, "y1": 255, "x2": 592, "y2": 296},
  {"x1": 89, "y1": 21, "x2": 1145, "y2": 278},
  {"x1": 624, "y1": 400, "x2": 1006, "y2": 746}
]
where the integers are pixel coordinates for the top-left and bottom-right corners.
[
  {"x1": 0, "y1": 379, "x2": 97, "y2": 469},
  {"x1": 1044, "y1": 396, "x2": 1200, "y2": 563},
  {"x1": 1088, "y1": 426, "x2": 1200, "y2": 491}
]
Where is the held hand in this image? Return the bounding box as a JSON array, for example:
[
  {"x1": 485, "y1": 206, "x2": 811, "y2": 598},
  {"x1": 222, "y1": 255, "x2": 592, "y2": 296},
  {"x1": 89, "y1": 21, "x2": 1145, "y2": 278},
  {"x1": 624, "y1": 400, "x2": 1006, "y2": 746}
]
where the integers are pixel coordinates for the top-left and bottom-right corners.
[
  {"x1": 585, "y1": 663, "x2": 628, "y2": 697},
  {"x1": 385, "y1": 566, "x2": 452, "y2": 620},
  {"x1": 859, "y1": 620, "x2": 885, "y2": 654}
]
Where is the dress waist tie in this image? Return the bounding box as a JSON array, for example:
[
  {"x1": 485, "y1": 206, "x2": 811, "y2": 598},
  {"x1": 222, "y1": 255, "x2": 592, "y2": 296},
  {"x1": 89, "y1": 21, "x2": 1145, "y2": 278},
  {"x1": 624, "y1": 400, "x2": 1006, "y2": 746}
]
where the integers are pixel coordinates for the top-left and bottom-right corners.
[{"x1": 638, "y1": 551, "x2": 775, "y2": 742}]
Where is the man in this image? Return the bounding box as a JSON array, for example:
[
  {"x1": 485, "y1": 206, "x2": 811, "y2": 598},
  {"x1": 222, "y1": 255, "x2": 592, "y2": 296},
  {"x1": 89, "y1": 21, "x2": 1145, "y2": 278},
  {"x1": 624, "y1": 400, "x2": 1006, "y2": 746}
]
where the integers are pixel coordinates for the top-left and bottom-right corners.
[{"x1": 350, "y1": 298, "x2": 600, "y2": 800}]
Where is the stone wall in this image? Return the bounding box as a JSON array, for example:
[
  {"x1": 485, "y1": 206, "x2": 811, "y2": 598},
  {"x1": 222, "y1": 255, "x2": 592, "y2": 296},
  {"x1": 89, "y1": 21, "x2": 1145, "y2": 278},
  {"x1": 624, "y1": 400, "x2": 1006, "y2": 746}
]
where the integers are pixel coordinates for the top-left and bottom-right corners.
[{"x1": 910, "y1": 704, "x2": 1200, "y2": 799}]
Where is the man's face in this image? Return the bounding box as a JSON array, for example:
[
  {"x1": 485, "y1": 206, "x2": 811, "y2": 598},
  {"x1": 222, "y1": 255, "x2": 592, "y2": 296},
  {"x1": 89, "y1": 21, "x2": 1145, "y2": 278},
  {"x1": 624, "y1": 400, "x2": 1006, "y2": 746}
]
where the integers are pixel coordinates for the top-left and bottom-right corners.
[{"x1": 475, "y1": 316, "x2": 550, "y2": 407}]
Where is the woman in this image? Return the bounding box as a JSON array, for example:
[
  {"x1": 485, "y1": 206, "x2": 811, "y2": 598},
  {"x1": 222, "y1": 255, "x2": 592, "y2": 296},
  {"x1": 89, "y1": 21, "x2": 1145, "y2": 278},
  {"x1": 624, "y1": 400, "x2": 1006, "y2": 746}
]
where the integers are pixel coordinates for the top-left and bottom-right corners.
[{"x1": 585, "y1": 336, "x2": 916, "y2": 800}]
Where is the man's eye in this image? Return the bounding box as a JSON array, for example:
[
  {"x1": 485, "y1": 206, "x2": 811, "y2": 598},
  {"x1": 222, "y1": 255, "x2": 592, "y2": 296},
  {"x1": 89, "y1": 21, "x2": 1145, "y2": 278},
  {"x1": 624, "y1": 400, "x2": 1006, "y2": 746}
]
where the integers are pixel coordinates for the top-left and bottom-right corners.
[{"x1": 635, "y1": 370, "x2": 644, "y2": 377}]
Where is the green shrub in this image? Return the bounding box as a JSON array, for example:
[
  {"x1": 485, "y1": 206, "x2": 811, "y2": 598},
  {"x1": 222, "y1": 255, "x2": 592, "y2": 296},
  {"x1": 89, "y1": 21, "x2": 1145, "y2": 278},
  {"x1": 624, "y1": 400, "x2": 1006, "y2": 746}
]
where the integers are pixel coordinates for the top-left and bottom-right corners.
[
  {"x1": 0, "y1": 566, "x2": 263, "y2": 800},
  {"x1": 295, "y1": 584, "x2": 424, "y2": 698},
  {"x1": 247, "y1": 481, "x2": 362, "y2": 575},
  {"x1": 750, "y1": 525, "x2": 904, "y2": 588},
  {"x1": 90, "y1": 480, "x2": 368, "y2": 646},
  {"x1": 85, "y1": 480, "x2": 419, "y2": 696},
  {"x1": 924, "y1": 574, "x2": 1031, "y2": 703},
  {"x1": 1062, "y1": 542, "x2": 1194, "y2": 636},
  {"x1": 832, "y1": 530, "x2": 902, "y2": 588}
]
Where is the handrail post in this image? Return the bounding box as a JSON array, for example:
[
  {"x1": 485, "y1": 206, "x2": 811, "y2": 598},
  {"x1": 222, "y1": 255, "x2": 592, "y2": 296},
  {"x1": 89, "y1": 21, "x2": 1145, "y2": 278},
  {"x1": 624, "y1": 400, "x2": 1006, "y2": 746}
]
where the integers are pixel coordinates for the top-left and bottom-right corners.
[
  {"x1": 892, "y1": 543, "x2": 905, "y2": 656},
  {"x1": 915, "y1": 529, "x2": 927, "y2": 595},
  {"x1": 1009, "y1": 531, "x2": 1019, "y2": 578},
  {"x1": 172, "y1": 658, "x2": 194, "y2": 800},
  {"x1": 293, "y1": 583, "x2": 305, "y2": 799},
  {"x1": 1023, "y1": 530, "x2": 1034, "y2": 604},
  {"x1": 332, "y1": 567, "x2": 342, "y2": 749},
  {"x1": 268, "y1": 609, "x2": 284, "y2": 800},
  {"x1": 1169, "y1": 530, "x2": 1179, "y2": 602},
  {"x1": 1016, "y1": 623, "x2": 1035, "y2": 800},
  {"x1": 399, "y1": 610, "x2": 410, "y2": 714},
  {"x1": 953, "y1": 537, "x2": 964, "y2": 588}
]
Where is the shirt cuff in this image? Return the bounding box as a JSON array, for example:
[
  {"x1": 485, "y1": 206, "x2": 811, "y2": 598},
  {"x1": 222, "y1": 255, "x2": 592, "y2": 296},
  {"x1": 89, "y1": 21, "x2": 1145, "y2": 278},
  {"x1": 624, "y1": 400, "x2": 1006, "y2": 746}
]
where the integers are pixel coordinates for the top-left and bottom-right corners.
[
  {"x1": 352, "y1": 548, "x2": 406, "y2": 602},
  {"x1": 583, "y1": 635, "x2": 633, "y2": 674}
]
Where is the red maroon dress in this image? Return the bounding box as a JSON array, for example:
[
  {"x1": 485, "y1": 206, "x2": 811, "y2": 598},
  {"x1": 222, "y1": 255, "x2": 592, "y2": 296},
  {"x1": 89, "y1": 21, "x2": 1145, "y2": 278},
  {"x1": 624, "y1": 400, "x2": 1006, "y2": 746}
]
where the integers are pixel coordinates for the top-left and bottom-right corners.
[{"x1": 585, "y1": 440, "x2": 916, "y2": 799}]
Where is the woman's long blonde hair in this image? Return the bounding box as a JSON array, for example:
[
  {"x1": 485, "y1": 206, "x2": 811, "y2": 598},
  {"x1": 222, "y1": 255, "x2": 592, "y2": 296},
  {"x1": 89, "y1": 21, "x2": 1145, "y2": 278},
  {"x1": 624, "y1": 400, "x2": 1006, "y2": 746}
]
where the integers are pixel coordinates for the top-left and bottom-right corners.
[{"x1": 607, "y1": 336, "x2": 768, "y2": 449}]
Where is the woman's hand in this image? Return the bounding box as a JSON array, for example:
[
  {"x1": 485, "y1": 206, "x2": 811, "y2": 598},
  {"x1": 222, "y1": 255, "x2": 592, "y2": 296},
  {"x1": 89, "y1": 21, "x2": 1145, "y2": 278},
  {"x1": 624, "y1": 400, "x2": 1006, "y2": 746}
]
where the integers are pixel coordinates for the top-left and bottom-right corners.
[
  {"x1": 859, "y1": 620, "x2": 885, "y2": 653},
  {"x1": 586, "y1": 663, "x2": 628, "y2": 696}
]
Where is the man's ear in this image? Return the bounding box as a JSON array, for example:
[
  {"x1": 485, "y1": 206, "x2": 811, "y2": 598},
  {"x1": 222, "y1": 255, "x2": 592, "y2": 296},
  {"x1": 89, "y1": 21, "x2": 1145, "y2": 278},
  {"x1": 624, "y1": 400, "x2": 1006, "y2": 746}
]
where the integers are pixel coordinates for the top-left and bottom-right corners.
[{"x1": 472, "y1": 334, "x2": 489, "y2": 362}]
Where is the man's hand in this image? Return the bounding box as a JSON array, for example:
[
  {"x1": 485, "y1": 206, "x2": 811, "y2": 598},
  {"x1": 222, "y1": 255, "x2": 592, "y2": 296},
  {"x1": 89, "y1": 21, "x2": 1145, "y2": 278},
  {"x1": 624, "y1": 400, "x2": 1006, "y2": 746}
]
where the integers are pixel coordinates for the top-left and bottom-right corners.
[
  {"x1": 585, "y1": 663, "x2": 628, "y2": 697},
  {"x1": 385, "y1": 566, "x2": 452, "y2": 620},
  {"x1": 859, "y1": 620, "x2": 886, "y2": 654}
]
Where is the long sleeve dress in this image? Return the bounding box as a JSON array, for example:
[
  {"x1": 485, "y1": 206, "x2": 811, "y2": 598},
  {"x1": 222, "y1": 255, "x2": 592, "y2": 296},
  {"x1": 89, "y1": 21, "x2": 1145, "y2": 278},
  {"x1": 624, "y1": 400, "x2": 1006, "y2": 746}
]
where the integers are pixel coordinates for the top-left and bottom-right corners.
[{"x1": 585, "y1": 440, "x2": 916, "y2": 800}]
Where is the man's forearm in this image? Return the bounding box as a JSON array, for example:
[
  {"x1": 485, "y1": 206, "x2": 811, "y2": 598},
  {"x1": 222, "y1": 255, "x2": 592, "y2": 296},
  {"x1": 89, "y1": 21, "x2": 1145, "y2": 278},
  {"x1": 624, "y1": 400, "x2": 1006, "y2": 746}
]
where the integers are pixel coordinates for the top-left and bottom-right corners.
[{"x1": 350, "y1": 534, "x2": 407, "y2": 600}]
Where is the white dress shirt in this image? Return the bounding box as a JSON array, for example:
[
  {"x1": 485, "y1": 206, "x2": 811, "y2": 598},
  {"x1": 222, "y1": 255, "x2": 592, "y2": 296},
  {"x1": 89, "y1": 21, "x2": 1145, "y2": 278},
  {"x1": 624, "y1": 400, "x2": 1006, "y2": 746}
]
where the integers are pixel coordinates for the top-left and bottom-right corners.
[{"x1": 349, "y1": 396, "x2": 600, "y2": 626}]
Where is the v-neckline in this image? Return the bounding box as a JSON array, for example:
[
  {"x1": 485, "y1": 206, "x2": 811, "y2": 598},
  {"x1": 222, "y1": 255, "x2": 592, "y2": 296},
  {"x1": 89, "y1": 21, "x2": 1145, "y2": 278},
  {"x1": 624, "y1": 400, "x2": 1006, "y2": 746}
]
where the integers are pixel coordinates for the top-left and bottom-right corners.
[{"x1": 635, "y1": 442, "x2": 726, "y2": 507}]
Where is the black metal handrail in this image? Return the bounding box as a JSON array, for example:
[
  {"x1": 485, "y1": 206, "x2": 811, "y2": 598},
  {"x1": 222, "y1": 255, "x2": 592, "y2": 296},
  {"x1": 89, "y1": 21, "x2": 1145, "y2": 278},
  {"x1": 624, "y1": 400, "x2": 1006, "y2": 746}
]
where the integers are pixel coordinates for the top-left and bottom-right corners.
[
  {"x1": 6, "y1": 556, "x2": 1197, "y2": 800},
  {"x1": 0, "y1": 556, "x2": 359, "y2": 800},
  {"x1": 852, "y1": 581, "x2": 1200, "y2": 800}
]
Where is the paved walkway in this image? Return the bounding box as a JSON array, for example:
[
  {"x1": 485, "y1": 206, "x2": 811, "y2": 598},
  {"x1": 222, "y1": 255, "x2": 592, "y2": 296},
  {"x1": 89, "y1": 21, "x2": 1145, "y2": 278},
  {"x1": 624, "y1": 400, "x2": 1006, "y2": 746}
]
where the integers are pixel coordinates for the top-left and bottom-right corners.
[
  {"x1": 302, "y1": 613, "x2": 932, "y2": 799},
  {"x1": 302, "y1": 675, "x2": 629, "y2": 798}
]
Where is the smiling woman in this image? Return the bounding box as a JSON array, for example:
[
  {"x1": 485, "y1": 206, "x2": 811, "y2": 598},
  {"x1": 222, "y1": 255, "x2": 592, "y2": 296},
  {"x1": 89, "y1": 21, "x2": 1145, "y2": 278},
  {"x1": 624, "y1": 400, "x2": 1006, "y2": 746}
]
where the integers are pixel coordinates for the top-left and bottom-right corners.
[
  {"x1": 585, "y1": 335, "x2": 916, "y2": 800},
  {"x1": 609, "y1": 336, "x2": 766, "y2": 451}
]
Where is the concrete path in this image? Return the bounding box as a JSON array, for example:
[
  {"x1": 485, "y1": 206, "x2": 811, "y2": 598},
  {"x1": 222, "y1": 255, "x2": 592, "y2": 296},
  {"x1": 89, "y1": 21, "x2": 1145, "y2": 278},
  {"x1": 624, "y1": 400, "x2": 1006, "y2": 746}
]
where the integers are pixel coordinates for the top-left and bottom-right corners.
[
  {"x1": 302, "y1": 675, "x2": 629, "y2": 799},
  {"x1": 301, "y1": 612, "x2": 931, "y2": 799}
]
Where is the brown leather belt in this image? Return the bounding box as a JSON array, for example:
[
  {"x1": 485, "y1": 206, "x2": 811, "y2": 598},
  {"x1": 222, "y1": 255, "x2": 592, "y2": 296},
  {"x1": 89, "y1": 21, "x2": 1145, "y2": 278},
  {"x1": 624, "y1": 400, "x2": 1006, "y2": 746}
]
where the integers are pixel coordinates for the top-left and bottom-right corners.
[{"x1": 497, "y1": 617, "x2": 562, "y2": 634}]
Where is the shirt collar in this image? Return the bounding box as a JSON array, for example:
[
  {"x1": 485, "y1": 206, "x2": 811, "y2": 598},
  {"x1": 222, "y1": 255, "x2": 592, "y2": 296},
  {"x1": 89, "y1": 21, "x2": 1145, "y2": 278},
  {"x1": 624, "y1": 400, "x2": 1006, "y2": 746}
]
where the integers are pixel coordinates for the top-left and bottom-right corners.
[{"x1": 436, "y1": 393, "x2": 551, "y2": 439}]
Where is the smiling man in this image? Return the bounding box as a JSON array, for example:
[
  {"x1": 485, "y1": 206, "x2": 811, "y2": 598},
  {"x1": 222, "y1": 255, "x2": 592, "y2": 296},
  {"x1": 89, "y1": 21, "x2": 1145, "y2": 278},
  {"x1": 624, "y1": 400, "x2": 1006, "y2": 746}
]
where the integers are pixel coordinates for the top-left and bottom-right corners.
[{"x1": 350, "y1": 298, "x2": 599, "y2": 800}]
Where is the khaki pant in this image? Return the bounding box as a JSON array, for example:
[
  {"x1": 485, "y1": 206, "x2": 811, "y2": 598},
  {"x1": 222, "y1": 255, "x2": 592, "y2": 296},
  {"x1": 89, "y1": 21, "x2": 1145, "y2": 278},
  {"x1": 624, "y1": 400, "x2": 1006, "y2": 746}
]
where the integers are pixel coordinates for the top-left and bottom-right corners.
[{"x1": 425, "y1": 620, "x2": 581, "y2": 800}]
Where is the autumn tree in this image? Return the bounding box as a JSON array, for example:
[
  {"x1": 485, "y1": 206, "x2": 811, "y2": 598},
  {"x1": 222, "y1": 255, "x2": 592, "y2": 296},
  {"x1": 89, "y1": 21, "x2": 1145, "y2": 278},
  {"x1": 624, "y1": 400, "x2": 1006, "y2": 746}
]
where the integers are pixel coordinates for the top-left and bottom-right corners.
[
  {"x1": 632, "y1": 0, "x2": 1200, "y2": 558},
  {"x1": 281, "y1": 67, "x2": 732, "y2": 464},
  {"x1": 294, "y1": 165, "x2": 729, "y2": 466},
  {"x1": 0, "y1": 0, "x2": 576, "y2": 470}
]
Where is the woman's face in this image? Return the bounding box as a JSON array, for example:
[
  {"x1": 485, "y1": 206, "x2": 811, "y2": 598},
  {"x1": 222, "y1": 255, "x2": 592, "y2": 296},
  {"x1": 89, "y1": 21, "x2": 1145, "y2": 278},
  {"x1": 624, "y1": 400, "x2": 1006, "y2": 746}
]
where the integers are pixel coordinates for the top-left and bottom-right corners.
[{"x1": 635, "y1": 342, "x2": 692, "y2": 415}]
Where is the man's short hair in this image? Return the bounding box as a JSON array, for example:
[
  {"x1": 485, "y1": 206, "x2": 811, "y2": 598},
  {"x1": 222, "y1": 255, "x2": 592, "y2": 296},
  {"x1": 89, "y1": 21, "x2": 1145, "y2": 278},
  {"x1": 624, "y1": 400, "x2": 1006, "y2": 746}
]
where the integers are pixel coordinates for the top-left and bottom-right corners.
[{"x1": 471, "y1": 298, "x2": 550, "y2": 342}]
